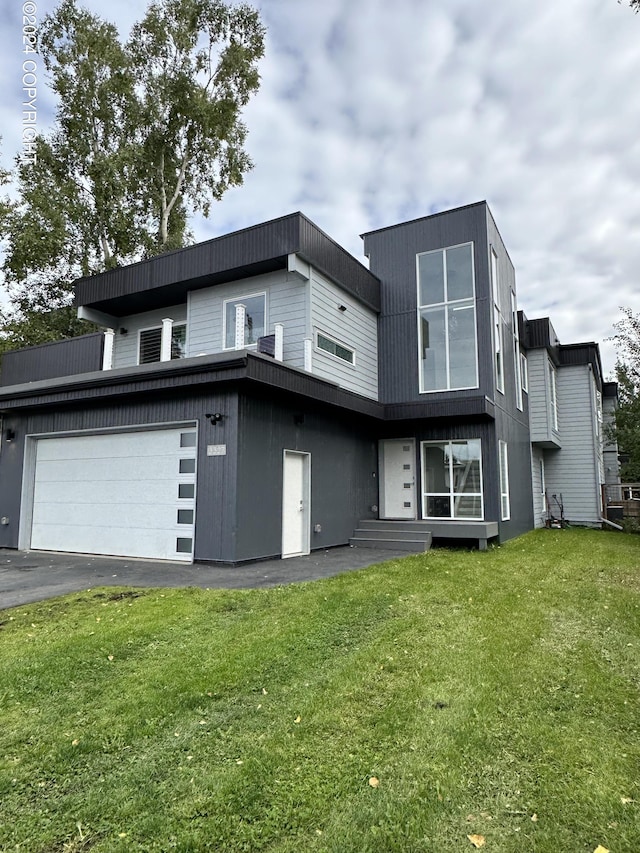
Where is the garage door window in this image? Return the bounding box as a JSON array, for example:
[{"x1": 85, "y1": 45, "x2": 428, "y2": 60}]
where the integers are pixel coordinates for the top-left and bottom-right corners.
[{"x1": 176, "y1": 537, "x2": 193, "y2": 554}]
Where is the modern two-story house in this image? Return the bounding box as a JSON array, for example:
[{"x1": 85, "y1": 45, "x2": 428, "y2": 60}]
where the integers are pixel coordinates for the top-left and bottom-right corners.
[{"x1": 0, "y1": 202, "x2": 612, "y2": 564}]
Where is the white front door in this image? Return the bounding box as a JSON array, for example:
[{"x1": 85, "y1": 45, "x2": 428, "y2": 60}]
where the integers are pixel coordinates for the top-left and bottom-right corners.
[
  {"x1": 379, "y1": 439, "x2": 416, "y2": 520},
  {"x1": 282, "y1": 450, "x2": 310, "y2": 558}
]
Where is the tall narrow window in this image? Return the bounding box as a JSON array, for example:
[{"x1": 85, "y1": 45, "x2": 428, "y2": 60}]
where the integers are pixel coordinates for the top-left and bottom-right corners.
[
  {"x1": 511, "y1": 291, "x2": 523, "y2": 410},
  {"x1": 521, "y1": 353, "x2": 529, "y2": 393},
  {"x1": 494, "y1": 307, "x2": 504, "y2": 394},
  {"x1": 499, "y1": 440, "x2": 510, "y2": 521},
  {"x1": 491, "y1": 248, "x2": 504, "y2": 394},
  {"x1": 548, "y1": 361, "x2": 559, "y2": 431},
  {"x1": 417, "y1": 243, "x2": 478, "y2": 392},
  {"x1": 421, "y1": 439, "x2": 483, "y2": 520}
]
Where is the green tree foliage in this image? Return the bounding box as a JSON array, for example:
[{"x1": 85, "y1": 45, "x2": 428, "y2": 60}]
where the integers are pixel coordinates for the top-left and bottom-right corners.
[
  {"x1": 611, "y1": 307, "x2": 640, "y2": 481},
  {"x1": 0, "y1": 0, "x2": 265, "y2": 350}
]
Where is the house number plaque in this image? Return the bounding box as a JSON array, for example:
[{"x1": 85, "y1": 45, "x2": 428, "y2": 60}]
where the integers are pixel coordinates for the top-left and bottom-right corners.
[{"x1": 207, "y1": 444, "x2": 227, "y2": 456}]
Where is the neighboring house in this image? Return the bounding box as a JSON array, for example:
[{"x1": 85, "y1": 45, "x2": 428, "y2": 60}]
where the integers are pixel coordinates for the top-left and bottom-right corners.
[
  {"x1": 0, "y1": 202, "x2": 614, "y2": 564},
  {"x1": 524, "y1": 317, "x2": 613, "y2": 527}
]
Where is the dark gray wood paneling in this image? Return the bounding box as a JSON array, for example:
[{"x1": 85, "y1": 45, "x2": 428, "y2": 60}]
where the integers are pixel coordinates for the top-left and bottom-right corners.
[
  {"x1": 0, "y1": 392, "x2": 239, "y2": 562},
  {"x1": 363, "y1": 201, "x2": 494, "y2": 405},
  {"x1": 494, "y1": 406, "x2": 535, "y2": 539},
  {"x1": 0, "y1": 334, "x2": 103, "y2": 386},
  {"x1": 75, "y1": 213, "x2": 380, "y2": 317},
  {"x1": 235, "y1": 389, "x2": 378, "y2": 561}
]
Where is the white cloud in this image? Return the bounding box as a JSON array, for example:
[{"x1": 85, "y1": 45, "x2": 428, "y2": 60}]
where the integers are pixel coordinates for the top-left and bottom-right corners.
[{"x1": 1, "y1": 0, "x2": 639, "y2": 374}]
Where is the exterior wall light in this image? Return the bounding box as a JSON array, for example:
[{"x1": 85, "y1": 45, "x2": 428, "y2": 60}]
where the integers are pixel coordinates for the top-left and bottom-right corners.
[
  {"x1": 5, "y1": 429, "x2": 15, "y2": 442},
  {"x1": 205, "y1": 412, "x2": 224, "y2": 425}
]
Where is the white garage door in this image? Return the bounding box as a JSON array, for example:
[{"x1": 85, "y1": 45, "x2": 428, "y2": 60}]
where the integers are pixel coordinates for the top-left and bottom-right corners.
[{"x1": 30, "y1": 427, "x2": 197, "y2": 561}]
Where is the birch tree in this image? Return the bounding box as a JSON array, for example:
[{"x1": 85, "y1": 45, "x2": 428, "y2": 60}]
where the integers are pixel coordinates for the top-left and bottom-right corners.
[{"x1": 0, "y1": 0, "x2": 264, "y2": 348}]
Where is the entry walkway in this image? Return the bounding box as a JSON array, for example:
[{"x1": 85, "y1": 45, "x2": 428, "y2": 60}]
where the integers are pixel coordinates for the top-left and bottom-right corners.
[{"x1": 0, "y1": 546, "x2": 413, "y2": 610}]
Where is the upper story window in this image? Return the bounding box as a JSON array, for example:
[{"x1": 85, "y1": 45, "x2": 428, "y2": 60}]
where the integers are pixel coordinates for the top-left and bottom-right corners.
[
  {"x1": 521, "y1": 353, "x2": 529, "y2": 394},
  {"x1": 491, "y1": 248, "x2": 504, "y2": 395},
  {"x1": 511, "y1": 291, "x2": 523, "y2": 411},
  {"x1": 315, "y1": 331, "x2": 355, "y2": 365},
  {"x1": 548, "y1": 360, "x2": 559, "y2": 431},
  {"x1": 417, "y1": 243, "x2": 478, "y2": 393},
  {"x1": 139, "y1": 323, "x2": 186, "y2": 364},
  {"x1": 224, "y1": 293, "x2": 266, "y2": 349}
]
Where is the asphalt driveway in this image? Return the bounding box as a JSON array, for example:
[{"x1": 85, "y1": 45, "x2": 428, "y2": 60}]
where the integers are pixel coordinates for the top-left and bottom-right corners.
[{"x1": 0, "y1": 546, "x2": 412, "y2": 610}]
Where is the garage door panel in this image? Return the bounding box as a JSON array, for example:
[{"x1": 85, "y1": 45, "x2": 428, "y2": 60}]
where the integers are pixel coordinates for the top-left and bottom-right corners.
[
  {"x1": 30, "y1": 524, "x2": 192, "y2": 561},
  {"x1": 30, "y1": 428, "x2": 196, "y2": 562},
  {"x1": 34, "y1": 478, "x2": 185, "y2": 507},
  {"x1": 31, "y1": 501, "x2": 185, "y2": 530},
  {"x1": 33, "y1": 456, "x2": 185, "y2": 483},
  {"x1": 34, "y1": 430, "x2": 192, "y2": 461}
]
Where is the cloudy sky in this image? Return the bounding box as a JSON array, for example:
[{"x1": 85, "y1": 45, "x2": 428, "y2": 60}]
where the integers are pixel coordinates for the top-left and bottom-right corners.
[{"x1": 1, "y1": 0, "x2": 639, "y2": 374}]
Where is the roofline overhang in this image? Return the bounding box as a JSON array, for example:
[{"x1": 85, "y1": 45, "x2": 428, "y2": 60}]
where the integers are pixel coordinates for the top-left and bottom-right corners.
[
  {"x1": 74, "y1": 212, "x2": 381, "y2": 317},
  {"x1": 0, "y1": 353, "x2": 495, "y2": 423}
]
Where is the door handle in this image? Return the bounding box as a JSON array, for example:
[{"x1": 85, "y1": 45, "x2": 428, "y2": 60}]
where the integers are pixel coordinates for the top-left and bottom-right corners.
[{"x1": 299, "y1": 500, "x2": 304, "y2": 511}]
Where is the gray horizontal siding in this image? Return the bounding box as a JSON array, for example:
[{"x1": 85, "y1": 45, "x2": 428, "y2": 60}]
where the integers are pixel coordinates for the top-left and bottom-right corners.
[
  {"x1": 544, "y1": 365, "x2": 602, "y2": 524},
  {"x1": 310, "y1": 268, "x2": 378, "y2": 400},
  {"x1": 187, "y1": 270, "x2": 308, "y2": 369},
  {"x1": 527, "y1": 349, "x2": 561, "y2": 446},
  {"x1": 531, "y1": 446, "x2": 546, "y2": 527},
  {"x1": 527, "y1": 350, "x2": 549, "y2": 440},
  {"x1": 1, "y1": 334, "x2": 103, "y2": 386},
  {"x1": 112, "y1": 304, "x2": 187, "y2": 369}
]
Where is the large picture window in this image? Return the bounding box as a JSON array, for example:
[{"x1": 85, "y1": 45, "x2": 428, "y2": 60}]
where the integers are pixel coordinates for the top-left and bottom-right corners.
[
  {"x1": 224, "y1": 293, "x2": 266, "y2": 349},
  {"x1": 421, "y1": 439, "x2": 483, "y2": 520},
  {"x1": 417, "y1": 244, "x2": 478, "y2": 393}
]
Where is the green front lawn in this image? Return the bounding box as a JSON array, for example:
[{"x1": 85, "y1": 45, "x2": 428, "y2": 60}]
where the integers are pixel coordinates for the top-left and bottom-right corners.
[{"x1": 1, "y1": 528, "x2": 638, "y2": 852}]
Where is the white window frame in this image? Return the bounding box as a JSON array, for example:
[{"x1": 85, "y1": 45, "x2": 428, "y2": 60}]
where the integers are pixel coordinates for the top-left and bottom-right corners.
[
  {"x1": 539, "y1": 457, "x2": 545, "y2": 496},
  {"x1": 420, "y1": 439, "x2": 484, "y2": 521},
  {"x1": 416, "y1": 242, "x2": 479, "y2": 394},
  {"x1": 138, "y1": 322, "x2": 187, "y2": 365},
  {"x1": 548, "y1": 360, "x2": 559, "y2": 431},
  {"x1": 222, "y1": 291, "x2": 267, "y2": 350},
  {"x1": 499, "y1": 440, "x2": 510, "y2": 521},
  {"x1": 511, "y1": 291, "x2": 523, "y2": 410},
  {"x1": 494, "y1": 308, "x2": 505, "y2": 394},
  {"x1": 521, "y1": 353, "x2": 529, "y2": 393},
  {"x1": 491, "y1": 248, "x2": 505, "y2": 395},
  {"x1": 314, "y1": 330, "x2": 356, "y2": 366}
]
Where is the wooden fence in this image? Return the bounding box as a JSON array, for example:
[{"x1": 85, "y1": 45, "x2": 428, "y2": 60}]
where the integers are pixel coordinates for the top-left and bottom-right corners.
[{"x1": 602, "y1": 484, "x2": 640, "y2": 521}]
